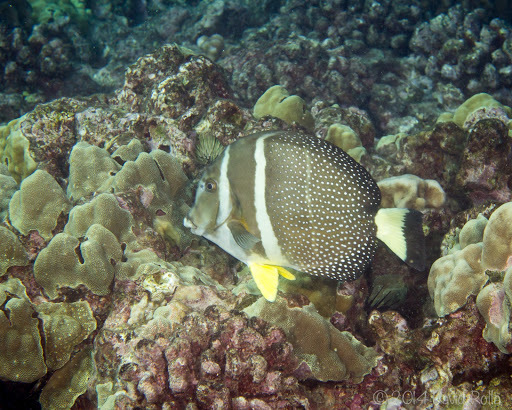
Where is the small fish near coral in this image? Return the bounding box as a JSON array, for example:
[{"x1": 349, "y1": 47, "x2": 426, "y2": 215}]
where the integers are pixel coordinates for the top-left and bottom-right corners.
[{"x1": 184, "y1": 130, "x2": 425, "y2": 301}]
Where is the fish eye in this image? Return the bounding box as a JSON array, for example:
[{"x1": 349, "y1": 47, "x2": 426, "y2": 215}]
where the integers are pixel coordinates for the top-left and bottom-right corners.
[{"x1": 205, "y1": 179, "x2": 217, "y2": 192}]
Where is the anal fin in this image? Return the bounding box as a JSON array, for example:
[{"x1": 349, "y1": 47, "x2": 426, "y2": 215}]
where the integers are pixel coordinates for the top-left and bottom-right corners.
[{"x1": 249, "y1": 263, "x2": 296, "y2": 302}]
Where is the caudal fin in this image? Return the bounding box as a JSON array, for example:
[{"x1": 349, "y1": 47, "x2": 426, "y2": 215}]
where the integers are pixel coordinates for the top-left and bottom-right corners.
[{"x1": 374, "y1": 208, "x2": 426, "y2": 270}]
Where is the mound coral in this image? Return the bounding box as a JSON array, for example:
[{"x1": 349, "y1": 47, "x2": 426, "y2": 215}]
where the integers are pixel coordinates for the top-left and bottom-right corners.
[
  {"x1": 325, "y1": 123, "x2": 366, "y2": 162},
  {"x1": 437, "y1": 93, "x2": 512, "y2": 132},
  {"x1": 378, "y1": 174, "x2": 446, "y2": 210},
  {"x1": 253, "y1": 85, "x2": 315, "y2": 130},
  {"x1": 428, "y1": 243, "x2": 486, "y2": 317},
  {"x1": 429, "y1": 201, "x2": 512, "y2": 352}
]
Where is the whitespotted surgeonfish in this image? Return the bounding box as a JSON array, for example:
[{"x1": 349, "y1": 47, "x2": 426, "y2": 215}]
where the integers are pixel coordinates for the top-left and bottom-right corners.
[{"x1": 184, "y1": 130, "x2": 425, "y2": 302}]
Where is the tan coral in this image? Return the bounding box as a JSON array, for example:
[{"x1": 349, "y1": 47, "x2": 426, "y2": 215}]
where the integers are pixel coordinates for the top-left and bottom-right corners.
[
  {"x1": 0, "y1": 278, "x2": 47, "y2": 382},
  {"x1": 244, "y1": 297, "x2": 378, "y2": 382},
  {"x1": 35, "y1": 301, "x2": 97, "y2": 370},
  {"x1": 476, "y1": 281, "x2": 511, "y2": 353},
  {"x1": 253, "y1": 85, "x2": 315, "y2": 130},
  {"x1": 459, "y1": 214, "x2": 488, "y2": 250},
  {"x1": 0, "y1": 226, "x2": 29, "y2": 276},
  {"x1": 481, "y1": 202, "x2": 512, "y2": 271},
  {"x1": 9, "y1": 170, "x2": 71, "y2": 240},
  {"x1": 325, "y1": 123, "x2": 366, "y2": 162},
  {"x1": 378, "y1": 174, "x2": 445, "y2": 210},
  {"x1": 428, "y1": 243, "x2": 487, "y2": 317}
]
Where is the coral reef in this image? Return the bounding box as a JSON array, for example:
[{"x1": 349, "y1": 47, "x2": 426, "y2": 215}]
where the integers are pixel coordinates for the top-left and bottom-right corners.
[{"x1": 2, "y1": 6, "x2": 512, "y2": 406}]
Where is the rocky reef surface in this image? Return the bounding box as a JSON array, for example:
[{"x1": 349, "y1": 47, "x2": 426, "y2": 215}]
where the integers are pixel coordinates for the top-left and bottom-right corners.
[
  {"x1": 1, "y1": 40, "x2": 512, "y2": 409},
  {"x1": 1, "y1": 1, "x2": 512, "y2": 409}
]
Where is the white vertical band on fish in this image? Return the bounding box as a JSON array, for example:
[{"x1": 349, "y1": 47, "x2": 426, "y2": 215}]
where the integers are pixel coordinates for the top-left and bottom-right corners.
[
  {"x1": 216, "y1": 145, "x2": 232, "y2": 227},
  {"x1": 254, "y1": 134, "x2": 284, "y2": 263}
]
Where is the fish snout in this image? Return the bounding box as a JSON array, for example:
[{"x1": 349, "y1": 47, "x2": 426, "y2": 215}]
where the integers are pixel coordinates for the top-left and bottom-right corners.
[
  {"x1": 183, "y1": 213, "x2": 206, "y2": 236},
  {"x1": 183, "y1": 214, "x2": 196, "y2": 229}
]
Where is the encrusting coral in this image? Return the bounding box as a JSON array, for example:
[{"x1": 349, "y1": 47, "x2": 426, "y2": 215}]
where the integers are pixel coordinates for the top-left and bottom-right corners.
[
  {"x1": 244, "y1": 297, "x2": 379, "y2": 382},
  {"x1": 0, "y1": 278, "x2": 47, "y2": 383},
  {"x1": 0, "y1": 226, "x2": 28, "y2": 276},
  {"x1": 35, "y1": 301, "x2": 97, "y2": 370},
  {"x1": 38, "y1": 348, "x2": 95, "y2": 410},
  {"x1": 0, "y1": 165, "x2": 17, "y2": 220},
  {"x1": 0, "y1": 115, "x2": 38, "y2": 183},
  {"x1": 34, "y1": 224, "x2": 121, "y2": 299},
  {"x1": 9, "y1": 169, "x2": 71, "y2": 240}
]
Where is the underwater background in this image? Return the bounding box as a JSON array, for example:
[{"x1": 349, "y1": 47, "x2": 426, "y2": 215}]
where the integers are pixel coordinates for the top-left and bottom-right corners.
[{"x1": 1, "y1": 0, "x2": 512, "y2": 408}]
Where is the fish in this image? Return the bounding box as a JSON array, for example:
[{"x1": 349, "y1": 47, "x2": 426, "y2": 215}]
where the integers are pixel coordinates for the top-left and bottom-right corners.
[{"x1": 184, "y1": 130, "x2": 425, "y2": 302}]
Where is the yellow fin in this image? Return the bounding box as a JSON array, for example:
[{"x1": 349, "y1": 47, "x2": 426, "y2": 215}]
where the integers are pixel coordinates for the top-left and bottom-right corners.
[
  {"x1": 249, "y1": 263, "x2": 279, "y2": 302},
  {"x1": 276, "y1": 266, "x2": 296, "y2": 280},
  {"x1": 249, "y1": 263, "x2": 295, "y2": 302}
]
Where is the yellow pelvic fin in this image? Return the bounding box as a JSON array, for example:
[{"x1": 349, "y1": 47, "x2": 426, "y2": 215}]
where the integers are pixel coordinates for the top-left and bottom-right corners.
[
  {"x1": 275, "y1": 266, "x2": 296, "y2": 280},
  {"x1": 248, "y1": 263, "x2": 295, "y2": 302}
]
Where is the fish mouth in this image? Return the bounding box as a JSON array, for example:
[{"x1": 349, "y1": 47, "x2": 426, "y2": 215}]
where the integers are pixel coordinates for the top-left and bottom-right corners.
[{"x1": 183, "y1": 215, "x2": 210, "y2": 236}]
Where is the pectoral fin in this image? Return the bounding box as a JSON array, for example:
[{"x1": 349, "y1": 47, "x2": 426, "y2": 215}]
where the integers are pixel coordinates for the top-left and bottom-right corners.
[
  {"x1": 248, "y1": 263, "x2": 296, "y2": 302},
  {"x1": 228, "y1": 220, "x2": 261, "y2": 250}
]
